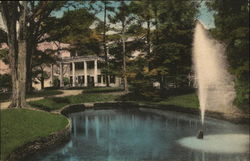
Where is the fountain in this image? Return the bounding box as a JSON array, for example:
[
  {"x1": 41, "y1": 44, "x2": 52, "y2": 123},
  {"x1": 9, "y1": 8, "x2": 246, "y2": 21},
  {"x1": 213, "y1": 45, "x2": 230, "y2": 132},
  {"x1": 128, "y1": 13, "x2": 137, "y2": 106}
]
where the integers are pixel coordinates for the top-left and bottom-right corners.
[{"x1": 192, "y1": 21, "x2": 236, "y2": 138}]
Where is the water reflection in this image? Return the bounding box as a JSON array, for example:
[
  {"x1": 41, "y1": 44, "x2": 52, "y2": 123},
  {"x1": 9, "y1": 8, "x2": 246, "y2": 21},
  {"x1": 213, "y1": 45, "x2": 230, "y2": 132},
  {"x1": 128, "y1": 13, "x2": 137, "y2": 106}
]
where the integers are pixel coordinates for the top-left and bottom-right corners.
[{"x1": 28, "y1": 109, "x2": 249, "y2": 161}]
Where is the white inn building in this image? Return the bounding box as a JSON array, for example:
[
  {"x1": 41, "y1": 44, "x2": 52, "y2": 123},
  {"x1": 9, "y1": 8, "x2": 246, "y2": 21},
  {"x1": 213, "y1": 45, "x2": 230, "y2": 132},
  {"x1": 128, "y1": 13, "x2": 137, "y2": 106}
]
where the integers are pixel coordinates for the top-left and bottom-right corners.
[{"x1": 53, "y1": 55, "x2": 122, "y2": 88}]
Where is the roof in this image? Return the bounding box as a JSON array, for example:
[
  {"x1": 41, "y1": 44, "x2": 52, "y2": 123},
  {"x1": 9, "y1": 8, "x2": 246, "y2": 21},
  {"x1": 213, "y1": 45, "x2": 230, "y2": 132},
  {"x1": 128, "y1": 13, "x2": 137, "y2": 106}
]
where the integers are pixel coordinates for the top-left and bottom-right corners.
[{"x1": 59, "y1": 55, "x2": 105, "y2": 63}]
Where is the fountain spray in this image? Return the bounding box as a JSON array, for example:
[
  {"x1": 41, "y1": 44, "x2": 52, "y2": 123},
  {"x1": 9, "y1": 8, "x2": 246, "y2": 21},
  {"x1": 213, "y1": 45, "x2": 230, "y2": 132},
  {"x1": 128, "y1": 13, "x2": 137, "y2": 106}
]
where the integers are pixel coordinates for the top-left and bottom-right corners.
[{"x1": 192, "y1": 21, "x2": 236, "y2": 139}]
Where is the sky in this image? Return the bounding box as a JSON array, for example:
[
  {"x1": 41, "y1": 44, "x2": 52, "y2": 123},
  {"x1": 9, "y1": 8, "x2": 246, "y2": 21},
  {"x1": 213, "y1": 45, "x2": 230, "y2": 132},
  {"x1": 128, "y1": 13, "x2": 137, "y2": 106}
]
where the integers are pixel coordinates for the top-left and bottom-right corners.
[
  {"x1": 198, "y1": 1, "x2": 215, "y2": 28},
  {"x1": 0, "y1": 1, "x2": 215, "y2": 32},
  {"x1": 52, "y1": 0, "x2": 215, "y2": 29}
]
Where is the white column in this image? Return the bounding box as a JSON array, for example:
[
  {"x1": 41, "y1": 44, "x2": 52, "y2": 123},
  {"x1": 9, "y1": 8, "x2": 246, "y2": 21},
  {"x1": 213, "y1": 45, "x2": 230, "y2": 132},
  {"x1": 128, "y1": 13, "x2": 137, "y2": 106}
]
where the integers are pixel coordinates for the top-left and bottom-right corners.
[
  {"x1": 84, "y1": 61, "x2": 88, "y2": 87},
  {"x1": 72, "y1": 62, "x2": 75, "y2": 87},
  {"x1": 94, "y1": 59, "x2": 98, "y2": 86},
  {"x1": 51, "y1": 64, "x2": 53, "y2": 87},
  {"x1": 59, "y1": 63, "x2": 64, "y2": 87}
]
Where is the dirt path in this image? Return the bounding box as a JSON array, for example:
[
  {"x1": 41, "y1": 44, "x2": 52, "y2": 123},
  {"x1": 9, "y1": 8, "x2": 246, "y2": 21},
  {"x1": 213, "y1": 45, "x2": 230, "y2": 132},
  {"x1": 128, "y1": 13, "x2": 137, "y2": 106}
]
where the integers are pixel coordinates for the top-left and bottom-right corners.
[{"x1": 0, "y1": 90, "x2": 83, "y2": 110}]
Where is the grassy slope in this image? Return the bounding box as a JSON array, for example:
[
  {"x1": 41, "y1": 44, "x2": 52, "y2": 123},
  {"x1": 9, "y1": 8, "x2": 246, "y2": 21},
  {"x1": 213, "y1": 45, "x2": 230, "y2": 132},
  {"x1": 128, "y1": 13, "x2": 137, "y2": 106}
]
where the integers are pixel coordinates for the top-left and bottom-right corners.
[
  {"x1": 30, "y1": 91, "x2": 199, "y2": 111},
  {"x1": 156, "y1": 93, "x2": 199, "y2": 108},
  {"x1": 0, "y1": 109, "x2": 68, "y2": 160},
  {"x1": 0, "y1": 90, "x2": 63, "y2": 102},
  {"x1": 133, "y1": 93, "x2": 199, "y2": 109},
  {"x1": 82, "y1": 87, "x2": 123, "y2": 93},
  {"x1": 29, "y1": 93, "x2": 120, "y2": 111}
]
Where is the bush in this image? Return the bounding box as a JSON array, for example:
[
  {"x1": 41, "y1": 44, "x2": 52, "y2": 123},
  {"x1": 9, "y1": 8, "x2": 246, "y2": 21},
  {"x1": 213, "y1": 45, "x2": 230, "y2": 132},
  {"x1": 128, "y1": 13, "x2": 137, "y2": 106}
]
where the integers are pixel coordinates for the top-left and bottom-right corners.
[
  {"x1": 53, "y1": 77, "x2": 60, "y2": 88},
  {"x1": 234, "y1": 79, "x2": 249, "y2": 110},
  {"x1": 0, "y1": 74, "x2": 12, "y2": 92},
  {"x1": 129, "y1": 79, "x2": 162, "y2": 101},
  {"x1": 63, "y1": 77, "x2": 70, "y2": 86}
]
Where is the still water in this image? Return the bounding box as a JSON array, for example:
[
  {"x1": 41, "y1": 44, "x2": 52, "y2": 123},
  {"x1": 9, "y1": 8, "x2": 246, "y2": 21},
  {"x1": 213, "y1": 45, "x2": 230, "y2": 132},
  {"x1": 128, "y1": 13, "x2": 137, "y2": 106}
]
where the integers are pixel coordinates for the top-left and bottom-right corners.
[{"x1": 28, "y1": 108, "x2": 249, "y2": 161}]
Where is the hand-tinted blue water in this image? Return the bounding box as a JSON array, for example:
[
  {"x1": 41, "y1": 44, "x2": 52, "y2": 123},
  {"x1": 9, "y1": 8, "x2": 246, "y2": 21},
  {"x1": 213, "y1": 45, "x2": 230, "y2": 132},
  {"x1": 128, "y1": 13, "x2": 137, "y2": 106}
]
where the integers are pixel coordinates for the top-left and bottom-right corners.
[{"x1": 27, "y1": 109, "x2": 249, "y2": 161}]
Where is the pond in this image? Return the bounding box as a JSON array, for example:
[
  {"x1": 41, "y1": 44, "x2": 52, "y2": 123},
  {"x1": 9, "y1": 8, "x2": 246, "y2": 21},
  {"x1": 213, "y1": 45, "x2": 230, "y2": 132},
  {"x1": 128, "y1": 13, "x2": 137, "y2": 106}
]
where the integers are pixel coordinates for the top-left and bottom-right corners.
[{"x1": 27, "y1": 108, "x2": 249, "y2": 161}]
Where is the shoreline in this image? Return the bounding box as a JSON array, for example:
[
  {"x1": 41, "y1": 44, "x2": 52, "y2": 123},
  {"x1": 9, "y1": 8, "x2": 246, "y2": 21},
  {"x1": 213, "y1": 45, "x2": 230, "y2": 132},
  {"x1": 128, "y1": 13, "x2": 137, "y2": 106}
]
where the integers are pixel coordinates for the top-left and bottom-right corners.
[{"x1": 5, "y1": 101, "x2": 249, "y2": 161}]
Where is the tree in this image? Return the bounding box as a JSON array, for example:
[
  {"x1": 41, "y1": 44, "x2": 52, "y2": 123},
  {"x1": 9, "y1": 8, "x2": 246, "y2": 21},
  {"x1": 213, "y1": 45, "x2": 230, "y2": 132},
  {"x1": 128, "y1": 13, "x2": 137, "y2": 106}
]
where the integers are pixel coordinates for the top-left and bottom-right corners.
[
  {"x1": 0, "y1": 74, "x2": 11, "y2": 92},
  {"x1": 95, "y1": 0, "x2": 115, "y2": 87},
  {"x1": 150, "y1": 0, "x2": 199, "y2": 89},
  {"x1": 130, "y1": 1, "x2": 154, "y2": 60},
  {"x1": 0, "y1": 1, "x2": 28, "y2": 108},
  {"x1": 45, "y1": 8, "x2": 101, "y2": 56},
  {"x1": 32, "y1": 49, "x2": 57, "y2": 89},
  {"x1": 109, "y1": 1, "x2": 134, "y2": 92},
  {"x1": 206, "y1": 0, "x2": 249, "y2": 109},
  {"x1": 25, "y1": 1, "x2": 68, "y2": 92}
]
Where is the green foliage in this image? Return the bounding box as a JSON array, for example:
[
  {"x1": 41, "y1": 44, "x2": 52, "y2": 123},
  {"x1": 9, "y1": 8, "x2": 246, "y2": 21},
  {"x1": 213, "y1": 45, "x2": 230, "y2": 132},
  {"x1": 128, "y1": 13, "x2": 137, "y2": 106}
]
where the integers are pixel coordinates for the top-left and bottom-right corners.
[
  {"x1": 53, "y1": 77, "x2": 60, "y2": 88},
  {"x1": 0, "y1": 29, "x2": 7, "y2": 43},
  {"x1": 150, "y1": 0, "x2": 198, "y2": 88},
  {"x1": 206, "y1": 0, "x2": 249, "y2": 108},
  {"x1": 0, "y1": 48, "x2": 9, "y2": 64},
  {"x1": 63, "y1": 77, "x2": 70, "y2": 86},
  {"x1": 0, "y1": 109, "x2": 68, "y2": 160},
  {"x1": 234, "y1": 78, "x2": 249, "y2": 110},
  {"x1": 130, "y1": 79, "x2": 161, "y2": 101},
  {"x1": 47, "y1": 8, "x2": 101, "y2": 55},
  {"x1": 0, "y1": 74, "x2": 11, "y2": 92}
]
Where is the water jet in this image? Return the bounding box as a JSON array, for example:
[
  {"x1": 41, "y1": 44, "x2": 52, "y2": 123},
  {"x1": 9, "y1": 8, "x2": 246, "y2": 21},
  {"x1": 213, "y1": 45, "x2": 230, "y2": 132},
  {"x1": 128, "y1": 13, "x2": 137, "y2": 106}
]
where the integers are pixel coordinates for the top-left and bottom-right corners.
[{"x1": 192, "y1": 20, "x2": 235, "y2": 126}]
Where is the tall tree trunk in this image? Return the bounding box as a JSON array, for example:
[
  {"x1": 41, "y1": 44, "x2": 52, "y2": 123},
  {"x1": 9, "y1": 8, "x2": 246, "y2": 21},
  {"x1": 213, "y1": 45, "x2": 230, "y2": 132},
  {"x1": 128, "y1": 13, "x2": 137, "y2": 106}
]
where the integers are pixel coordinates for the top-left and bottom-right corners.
[
  {"x1": 26, "y1": 42, "x2": 35, "y2": 92},
  {"x1": 146, "y1": 19, "x2": 150, "y2": 56},
  {"x1": 103, "y1": 1, "x2": 109, "y2": 87},
  {"x1": 146, "y1": 19, "x2": 151, "y2": 71},
  {"x1": 8, "y1": 23, "x2": 18, "y2": 108},
  {"x1": 16, "y1": 1, "x2": 28, "y2": 107},
  {"x1": 122, "y1": 29, "x2": 128, "y2": 92},
  {"x1": 153, "y1": 5, "x2": 159, "y2": 43},
  {"x1": 1, "y1": 1, "x2": 19, "y2": 108},
  {"x1": 41, "y1": 77, "x2": 44, "y2": 89}
]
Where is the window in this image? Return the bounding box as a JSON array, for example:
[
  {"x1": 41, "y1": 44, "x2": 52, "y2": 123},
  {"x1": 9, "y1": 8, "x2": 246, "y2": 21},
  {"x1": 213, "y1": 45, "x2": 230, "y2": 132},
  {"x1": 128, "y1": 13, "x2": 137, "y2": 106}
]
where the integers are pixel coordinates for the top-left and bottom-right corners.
[
  {"x1": 103, "y1": 75, "x2": 106, "y2": 83},
  {"x1": 98, "y1": 75, "x2": 102, "y2": 83},
  {"x1": 78, "y1": 76, "x2": 83, "y2": 84},
  {"x1": 98, "y1": 62, "x2": 104, "y2": 69},
  {"x1": 75, "y1": 62, "x2": 83, "y2": 70},
  {"x1": 88, "y1": 61, "x2": 94, "y2": 69},
  {"x1": 70, "y1": 76, "x2": 73, "y2": 86},
  {"x1": 110, "y1": 75, "x2": 116, "y2": 84}
]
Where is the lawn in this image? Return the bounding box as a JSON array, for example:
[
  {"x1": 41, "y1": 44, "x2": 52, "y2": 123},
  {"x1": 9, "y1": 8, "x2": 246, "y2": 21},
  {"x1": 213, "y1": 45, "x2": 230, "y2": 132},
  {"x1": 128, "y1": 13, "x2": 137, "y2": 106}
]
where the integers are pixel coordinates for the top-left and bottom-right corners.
[
  {"x1": 0, "y1": 90, "x2": 63, "y2": 102},
  {"x1": 124, "y1": 92, "x2": 200, "y2": 109},
  {"x1": 29, "y1": 93, "x2": 120, "y2": 111},
  {"x1": 82, "y1": 87, "x2": 124, "y2": 94},
  {"x1": 29, "y1": 91, "x2": 199, "y2": 111},
  {"x1": 0, "y1": 109, "x2": 68, "y2": 160},
  {"x1": 154, "y1": 93, "x2": 199, "y2": 108}
]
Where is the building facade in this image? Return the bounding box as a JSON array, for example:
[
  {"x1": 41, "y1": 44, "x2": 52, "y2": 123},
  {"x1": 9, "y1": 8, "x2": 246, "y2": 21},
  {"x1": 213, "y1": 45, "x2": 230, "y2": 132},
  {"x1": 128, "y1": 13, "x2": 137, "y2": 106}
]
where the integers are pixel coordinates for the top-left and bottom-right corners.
[{"x1": 53, "y1": 55, "x2": 121, "y2": 88}]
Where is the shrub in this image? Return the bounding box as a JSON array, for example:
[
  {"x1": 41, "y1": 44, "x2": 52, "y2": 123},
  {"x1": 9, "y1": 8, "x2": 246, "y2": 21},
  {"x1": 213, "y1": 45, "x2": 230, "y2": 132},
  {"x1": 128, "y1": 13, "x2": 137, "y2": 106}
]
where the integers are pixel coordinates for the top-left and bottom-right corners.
[
  {"x1": 0, "y1": 74, "x2": 12, "y2": 92},
  {"x1": 234, "y1": 79, "x2": 249, "y2": 110},
  {"x1": 53, "y1": 77, "x2": 60, "y2": 88}
]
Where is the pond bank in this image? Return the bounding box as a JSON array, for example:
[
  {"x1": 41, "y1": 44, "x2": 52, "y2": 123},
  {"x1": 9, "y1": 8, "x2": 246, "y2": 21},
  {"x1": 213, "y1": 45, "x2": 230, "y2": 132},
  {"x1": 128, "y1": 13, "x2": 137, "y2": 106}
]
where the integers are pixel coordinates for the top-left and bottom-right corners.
[
  {"x1": 4, "y1": 100, "x2": 249, "y2": 161},
  {"x1": 59, "y1": 101, "x2": 250, "y2": 125}
]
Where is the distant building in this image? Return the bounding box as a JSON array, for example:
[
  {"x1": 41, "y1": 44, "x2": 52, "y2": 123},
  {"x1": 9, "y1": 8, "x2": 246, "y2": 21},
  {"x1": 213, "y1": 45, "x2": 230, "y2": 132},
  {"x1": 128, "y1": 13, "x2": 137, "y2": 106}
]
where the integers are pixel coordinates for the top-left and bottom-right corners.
[
  {"x1": 0, "y1": 41, "x2": 122, "y2": 90},
  {"x1": 54, "y1": 55, "x2": 121, "y2": 88}
]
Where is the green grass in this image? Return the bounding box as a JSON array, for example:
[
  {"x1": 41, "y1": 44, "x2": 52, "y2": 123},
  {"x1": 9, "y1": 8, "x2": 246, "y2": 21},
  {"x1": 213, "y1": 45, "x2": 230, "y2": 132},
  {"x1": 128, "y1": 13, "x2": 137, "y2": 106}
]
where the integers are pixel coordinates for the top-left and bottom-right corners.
[
  {"x1": 0, "y1": 109, "x2": 68, "y2": 160},
  {"x1": 29, "y1": 93, "x2": 120, "y2": 111},
  {"x1": 0, "y1": 90, "x2": 63, "y2": 102},
  {"x1": 156, "y1": 93, "x2": 199, "y2": 108},
  {"x1": 82, "y1": 87, "x2": 124, "y2": 94},
  {"x1": 138, "y1": 93, "x2": 199, "y2": 109}
]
